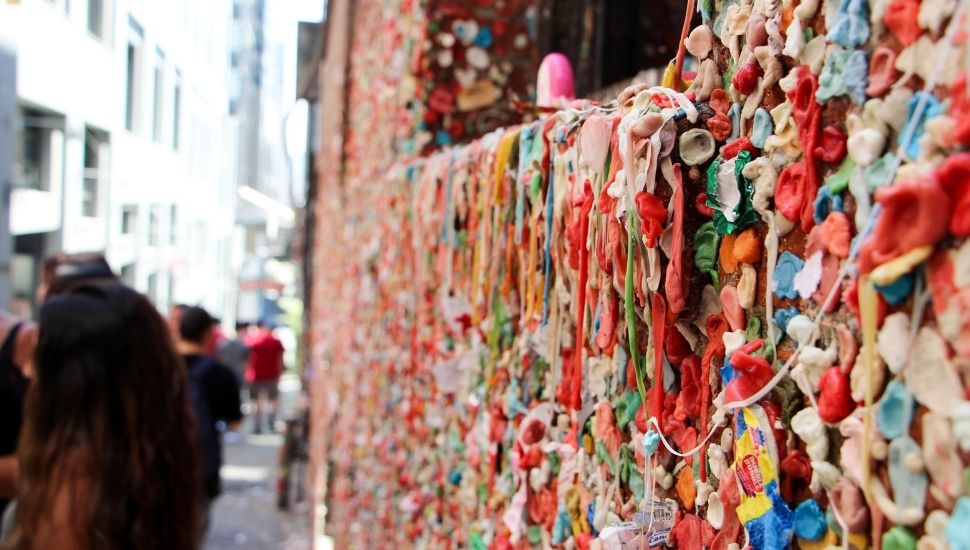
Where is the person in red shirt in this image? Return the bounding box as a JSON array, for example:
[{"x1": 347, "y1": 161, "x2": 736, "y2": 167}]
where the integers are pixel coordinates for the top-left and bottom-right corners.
[{"x1": 244, "y1": 320, "x2": 285, "y2": 433}]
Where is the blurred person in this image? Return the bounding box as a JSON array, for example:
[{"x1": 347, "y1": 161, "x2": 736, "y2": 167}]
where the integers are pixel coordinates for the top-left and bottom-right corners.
[
  {"x1": 1, "y1": 282, "x2": 202, "y2": 549},
  {"x1": 244, "y1": 320, "x2": 285, "y2": 434},
  {"x1": 1, "y1": 254, "x2": 114, "y2": 523},
  {"x1": 217, "y1": 322, "x2": 251, "y2": 386},
  {"x1": 168, "y1": 304, "x2": 188, "y2": 339},
  {"x1": 37, "y1": 253, "x2": 115, "y2": 303},
  {"x1": 207, "y1": 317, "x2": 226, "y2": 357},
  {"x1": 176, "y1": 307, "x2": 243, "y2": 509},
  {"x1": 0, "y1": 311, "x2": 37, "y2": 519}
]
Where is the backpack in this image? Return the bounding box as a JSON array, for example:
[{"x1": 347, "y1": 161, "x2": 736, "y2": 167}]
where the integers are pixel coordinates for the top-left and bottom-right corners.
[{"x1": 186, "y1": 357, "x2": 222, "y2": 496}]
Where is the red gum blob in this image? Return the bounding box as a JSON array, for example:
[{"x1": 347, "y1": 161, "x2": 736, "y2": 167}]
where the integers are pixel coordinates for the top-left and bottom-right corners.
[
  {"x1": 635, "y1": 191, "x2": 667, "y2": 248},
  {"x1": 732, "y1": 62, "x2": 762, "y2": 95},
  {"x1": 710, "y1": 470, "x2": 742, "y2": 550},
  {"x1": 670, "y1": 513, "x2": 716, "y2": 550},
  {"x1": 814, "y1": 126, "x2": 848, "y2": 164},
  {"x1": 664, "y1": 164, "x2": 687, "y2": 315},
  {"x1": 557, "y1": 350, "x2": 574, "y2": 407},
  {"x1": 709, "y1": 88, "x2": 730, "y2": 114},
  {"x1": 724, "y1": 339, "x2": 773, "y2": 404},
  {"x1": 762, "y1": 401, "x2": 788, "y2": 458},
  {"x1": 571, "y1": 183, "x2": 595, "y2": 410},
  {"x1": 776, "y1": 161, "x2": 816, "y2": 231},
  {"x1": 707, "y1": 113, "x2": 733, "y2": 141},
  {"x1": 867, "y1": 47, "x2": 899, "y2": 98},
  {"x1": 595, "y1": 288, "x2": 618, "y2": 351},
  {"x1": 700, "y1": 314, "x2": 728, "y2": 482},
  {"x1": 885, "y1": 0, "x2": 922, "y2": 47},
  {"x1": 812, "y1": 253, "x2": 842, "y2": 312},
  {"x1": 566, "y1": 195, "x2": 584, "y2": 269},
  {"x1": 695, "y1": 193, "x2": 715, "y2": 217},
  {"x1": 780, "y1": 450, "x2": 813, "y2": 501},
  {"x1": 935, "y1": 152, "x2": 970, "y2": 237},
  {"x1": 857, "y1": 177, "x2": 952, "y2": 273},
  {"x1": 679, "y1": 427, "x2": 698, "y2": 466},
  {"x1": 609, "y1": 216, "x2": 627, "y2": 289},
  {"x1": 675, "y1": 355, "x2": 702, "y2": 420},
  {"x1": 951, "y1": 75, "x2": 970, "y2": 146},
  {"x1": 777, "y1": 66, "x2": 822, "y2": 231},
  {"x1": 844, "y1": 279, "x2": 889, "y2": 327},
  {"x1": 820, "y1": 211, "x2": 852, "y2": 258},
  {"x1": 928, "y1": 250, "x2": 955, "y2": 320},
  {"x1": 665, "y1": 326, "x2": 692, "y2": 366},
  {"x1": 706, "y1": 89, "x2": 733, "y2": 141},
  {"x1": 838, "y1": 325, "x2": 858, "y2": 372},
  {"x1": 720, "y1": 285, "x2": 746, "y2": 331},
  {"x1": 721, "y1": 136, "x2": 759, "y2": 160},
  {"x1": 817, "y1": 367, "x2": 855, "y2": 423}
]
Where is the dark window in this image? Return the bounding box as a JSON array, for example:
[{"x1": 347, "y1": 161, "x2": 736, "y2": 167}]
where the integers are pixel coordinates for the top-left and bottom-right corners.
[
  {"x1": 152, "y1": 63, "x2": 164, "y2": 142},
  {"x1": 87, "y1": 0, "x2": 103, "y2": 38},
  {"x1": 125, "y1": 43, "x2": 138, "y2": 131},
  {"x1": 148, "y1": 206, "x2": 159, "y2": 246},
  {"x1": 120, "y1": 264, "x2": 135, "y2": 286},
  {"x1": 121, "y1": 205, "x2": 137, "y2": 234},
  {"x1": 82, "y1": 127, "x2": 108, "y2": 218},
  {"x1": 172, "y1": 76, "x2": 181, "y2": 150},
  {"x1": 14, "y1": 108, "x2": 64, "y2": 192},
  {"x1": 146, "y1": 272, "x2": 157, "y2": 302},
  {"x1": 169, "y1": 205, "x2": 178, "y2": 244}
]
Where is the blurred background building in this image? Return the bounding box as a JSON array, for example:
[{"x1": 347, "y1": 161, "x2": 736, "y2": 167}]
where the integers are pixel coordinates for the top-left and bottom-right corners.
[
  {"x1": 0, "y1": 0, "x2": 315, "y2": 334},
  {"x1": 0, "y1": 0, "x2": 239, "y2": 321}
]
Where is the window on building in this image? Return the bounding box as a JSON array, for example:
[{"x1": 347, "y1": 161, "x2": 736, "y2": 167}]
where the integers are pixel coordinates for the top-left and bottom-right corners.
[
  {"x1": 120, "y1": 264, "x2": 135, "y2": 286},
  {"x1": 125, "y1": 20, "x2": 144, "y2": 133},
  {"x1": 87, "y1": 0, "x2": 104, "y2": 39},
  {"x1": 146, "y1": 272, "x2": 158, "y2": 303},
  {"x1": 172, "y1": 75, "x2": 181, "y2": 150},
  {"x1": 169, "y1": 205, "x2": 178, "y2": 244},
  {"x1": 152, "y1": 53, "x2": 165, "y2": 142},
  {"x1": 82, "y1": 127, "x2": 109, "y2": 218},
  {"x1": 14, "y1": 108, "x2": 64, "y2": 191},
  {"x1": 148, "y1": 205, "x2": 159, "y2": 246},
  {"x1": 121, "y1": 205, "x2": 138, "y2": 234},
  {"x1": 125, "y1": 42, "x2": 141, "y2": 132}
]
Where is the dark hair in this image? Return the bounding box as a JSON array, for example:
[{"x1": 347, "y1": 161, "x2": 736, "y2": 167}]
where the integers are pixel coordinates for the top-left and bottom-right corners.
[
  {"x1": 179, "y1": 306, "x2": 215, "y2": 344},
  {"x1": 5, "y1": 282, "x2": 202, "y2": 550},
  {"x1": 234, "y1": 321, "x2": 250, "y2": 332},
  {"x1": 42, "y1": 253, "x2": 117, "y2": 301}
]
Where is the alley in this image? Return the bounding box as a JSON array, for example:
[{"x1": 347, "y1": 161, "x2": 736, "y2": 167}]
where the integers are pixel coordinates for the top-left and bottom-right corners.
[{"x1": 205, "y1": 375, "x2": 310, "y2": 550}]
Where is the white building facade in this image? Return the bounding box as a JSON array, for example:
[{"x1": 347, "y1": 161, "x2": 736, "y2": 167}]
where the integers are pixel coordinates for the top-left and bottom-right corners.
[{"x1": 0, "y1": 0, "x2": 243, "y2": 322}]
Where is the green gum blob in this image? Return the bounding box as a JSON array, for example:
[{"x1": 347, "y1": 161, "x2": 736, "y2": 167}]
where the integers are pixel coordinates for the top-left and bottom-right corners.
[
  {"x1": 745, "y1": 317, "x2": 762, "y2": 341},
  {"x1": 882, "y1": 526, "x2": 917, "y2": 550},
  {"x1": 826, "y1": 157, "x2": 855, "y2": 194},
  {"x1": 694, "y1": 221, "x2": 721, "y2": 276}
]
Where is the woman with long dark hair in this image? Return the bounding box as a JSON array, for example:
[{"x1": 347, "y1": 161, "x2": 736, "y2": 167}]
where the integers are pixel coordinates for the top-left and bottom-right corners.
[{"x1": 1, "y1": 282, "x2": 202, "y2": 549}]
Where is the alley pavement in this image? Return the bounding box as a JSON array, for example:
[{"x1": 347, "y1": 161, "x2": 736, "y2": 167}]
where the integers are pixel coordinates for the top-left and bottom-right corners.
[{"x1": 205, "y1": 375, "x2": 311, "y2": 550}]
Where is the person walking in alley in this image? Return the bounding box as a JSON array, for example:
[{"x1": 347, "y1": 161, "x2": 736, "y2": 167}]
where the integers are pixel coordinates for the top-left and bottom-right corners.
[
  {"x1": 0, "y1": 311, "x2": 36, "y2": 521},
  {"x1": 1, "y1": 282, "x2": 203, "y2": 549},
  {"x1": 245, "y1": 320, "x2": 285, "y2": 434},
  {"x1": 217, "y1": 321, "x2": 251, "y2": 386},
  {"x1": 176, "y1": 307, "x2": 243, "y2": 510}
]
